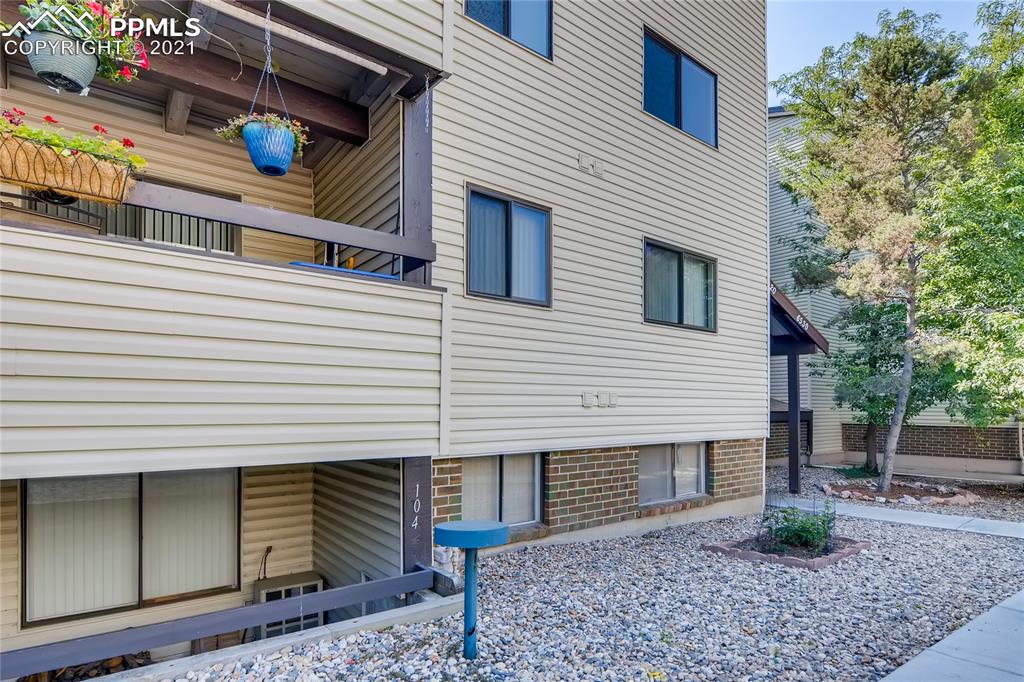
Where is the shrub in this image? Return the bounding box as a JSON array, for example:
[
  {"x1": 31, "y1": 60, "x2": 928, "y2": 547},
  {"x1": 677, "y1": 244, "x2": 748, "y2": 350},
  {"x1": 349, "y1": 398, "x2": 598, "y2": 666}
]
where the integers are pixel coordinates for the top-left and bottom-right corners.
[{"x1": 757, "y1": 498, "x2": 836, "y2": 556}]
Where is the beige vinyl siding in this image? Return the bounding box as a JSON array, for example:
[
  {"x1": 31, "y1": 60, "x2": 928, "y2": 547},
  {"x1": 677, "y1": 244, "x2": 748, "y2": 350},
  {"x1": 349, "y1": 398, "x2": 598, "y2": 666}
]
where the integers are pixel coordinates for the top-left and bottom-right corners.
[
  {"x1": 312, "y1": 460, "x2": 402, "y2": 620},
  {"x1": 1, "y1": 73, "x2": 315, "y2": 263},
  {"x1": 433, "y1": 0, "x2": 769, "y2": 455},
  {"x1": 314, "y1": 96, "x2": 402, "y2": 274},
  {"x1": 0, "y1": 465, "x2": 312, "y2": 651},
  {"x1": 0, "y1": 226, "x2": 444, "y2": 479},
  {"x1": 278, "y1": 0, "x2": 446, "y2": 72}
]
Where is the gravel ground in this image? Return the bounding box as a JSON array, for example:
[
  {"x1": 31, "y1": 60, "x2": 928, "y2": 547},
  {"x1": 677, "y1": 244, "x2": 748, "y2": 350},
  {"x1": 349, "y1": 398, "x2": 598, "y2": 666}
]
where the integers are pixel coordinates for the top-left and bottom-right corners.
[
  {"x1": 174, "y1": 514, "x2": 1022, "y2": 682},
  {"x1": 766, "y1": 465, "x2": 1024, "y2": 522}
]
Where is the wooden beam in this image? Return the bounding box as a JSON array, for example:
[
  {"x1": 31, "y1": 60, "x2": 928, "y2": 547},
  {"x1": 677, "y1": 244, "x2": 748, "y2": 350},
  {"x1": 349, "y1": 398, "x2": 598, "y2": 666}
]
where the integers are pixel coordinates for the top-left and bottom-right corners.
[
  {"x1": 0, "y1": 569, "x2": 435, "y2": 680},
  {"x1": 140, "y1": 48, "x2": 369, "y2": 144},
  {"x1": 788, "y1": 351, "x2": 801, "y2": 495},
  {"x1": 401, "y1": 91, "x2": 433, "y2": 283},
  {"x1": 162, "y1": 0, "x2": 217, "y2": 135},
  {"x1": 402, "y1": 457, "x2": 432, "y2": 573},
  {"x1": 125, "y1": 181, "x2": 435, "y2": 262}
]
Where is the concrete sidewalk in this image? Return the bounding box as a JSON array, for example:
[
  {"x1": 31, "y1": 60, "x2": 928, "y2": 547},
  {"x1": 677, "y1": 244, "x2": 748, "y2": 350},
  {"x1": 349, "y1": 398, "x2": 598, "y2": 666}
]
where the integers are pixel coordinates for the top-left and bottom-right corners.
[
  {"x1": 778, "y1": 496, "x2": 1024, "y2": 539},
  {"x1": 883, "y1": 589, "x2": 1024, "y2": 681}
]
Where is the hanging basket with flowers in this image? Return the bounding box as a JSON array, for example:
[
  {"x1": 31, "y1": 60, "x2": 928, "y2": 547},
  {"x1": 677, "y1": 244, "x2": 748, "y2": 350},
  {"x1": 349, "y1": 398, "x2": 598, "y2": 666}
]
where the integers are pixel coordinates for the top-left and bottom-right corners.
[
  {"x1": 213, "y1": 5, "x2": 308, "y2": 176},
  {"x1": 11, "y1": 0, "x2": 150, "y2": 94},
  {"x1": 0, "y1": 107, "x2": 147, "y2": 204}
]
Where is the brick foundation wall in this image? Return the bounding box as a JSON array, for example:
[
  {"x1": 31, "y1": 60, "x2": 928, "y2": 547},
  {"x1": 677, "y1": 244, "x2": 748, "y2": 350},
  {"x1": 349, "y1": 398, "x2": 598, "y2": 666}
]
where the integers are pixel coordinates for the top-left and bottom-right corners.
[
  {"x1": 842, "y1": 424, "x2": 1017, "y2": 461},
  {"x1": 707, "y1": 439, "x2": 764, "y2": 502},
  {"x1": 544, "y1": 447, "x2": 639, "y2": 533},
  {"x1": 432, "y1": 457, "x2": 462, "y2": 525},
  {"x1": 767, "y1": 421, "x2": 808, "y2": 458}
]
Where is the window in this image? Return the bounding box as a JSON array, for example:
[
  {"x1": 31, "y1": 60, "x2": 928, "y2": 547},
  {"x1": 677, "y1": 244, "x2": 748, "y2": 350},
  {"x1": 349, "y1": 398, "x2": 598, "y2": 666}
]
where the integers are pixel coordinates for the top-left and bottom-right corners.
[
  {"x1": 24, "y1": 470, "x2": 239, "y2": 624},
  {"x1": 462, "y1": 454, "x2": 542, "y2": 526},
  {"x1": 643, "y1": 30, "x2": 718, "y2": 146},
  {"x1": 466, "y1": 0, "x2": 552, "y2": 58},
  {"x1": 467, "y1": 188, "x2": 551, "y2": 306},
  {"x1": 644, "y1": 240, "x2": 716, "y2": 330},
  {"x1": 638, "y1": 443, "x2": 706, "y2": 505}
]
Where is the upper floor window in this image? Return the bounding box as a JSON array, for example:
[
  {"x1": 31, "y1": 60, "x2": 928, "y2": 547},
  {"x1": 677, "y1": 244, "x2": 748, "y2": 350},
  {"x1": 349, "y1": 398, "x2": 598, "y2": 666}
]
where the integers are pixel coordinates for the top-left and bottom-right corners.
[
  {"x1": 466, "y1": 0, "x2": 553, "y2": 58},
  {"x1": 467, "y1": 188, "x2": 551, "y2": 306},
  {"x1": 644, "y1": 240, "x2": 716, "y2": 331},
  {"x1": 643, "y1": 30, "x2": 718, "y2": 146}
]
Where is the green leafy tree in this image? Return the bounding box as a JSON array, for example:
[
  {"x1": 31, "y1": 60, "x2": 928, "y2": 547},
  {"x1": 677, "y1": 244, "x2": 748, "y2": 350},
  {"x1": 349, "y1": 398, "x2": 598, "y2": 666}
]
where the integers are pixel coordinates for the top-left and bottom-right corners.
[
  {"x1": 811, "y1": 303, "x2": 959, "y2": 470},
  {"x1": 919, "y1": 1, "x2": 1024, "y2": 424},
  {"x1": 773, "y1": 9, "x2": 975, "y2": 491}
]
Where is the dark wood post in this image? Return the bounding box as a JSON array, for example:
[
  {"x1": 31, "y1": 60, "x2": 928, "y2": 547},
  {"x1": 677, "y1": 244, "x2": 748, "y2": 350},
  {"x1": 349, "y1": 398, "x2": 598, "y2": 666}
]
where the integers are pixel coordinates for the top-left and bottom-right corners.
[
  {"x1": 402, "y1": 90, "x2": 433, "y2": 284},
  {"x1": 402, "y1": 456, "x2": 432, "y2": 573},
  {"x1": 787, "y1": 351, "x2": 801, "y2": 494}
]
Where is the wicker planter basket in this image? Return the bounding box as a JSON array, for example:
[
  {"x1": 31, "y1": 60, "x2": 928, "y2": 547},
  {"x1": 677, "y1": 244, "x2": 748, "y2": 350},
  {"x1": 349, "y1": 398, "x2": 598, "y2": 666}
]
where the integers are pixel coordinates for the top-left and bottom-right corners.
[{"x1": 0, "y1": 133, "x2": 135, "y2": 204}]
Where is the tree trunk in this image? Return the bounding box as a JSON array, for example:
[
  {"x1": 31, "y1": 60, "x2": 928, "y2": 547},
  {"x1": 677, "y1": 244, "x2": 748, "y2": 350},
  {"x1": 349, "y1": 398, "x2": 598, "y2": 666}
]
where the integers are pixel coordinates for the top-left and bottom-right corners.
[
  {"x1": 879, "y1": 270, "x2": 918, "y2": 492},
  {"x1": 865, "y1": 422, "x2": 879, "y2": 471}
]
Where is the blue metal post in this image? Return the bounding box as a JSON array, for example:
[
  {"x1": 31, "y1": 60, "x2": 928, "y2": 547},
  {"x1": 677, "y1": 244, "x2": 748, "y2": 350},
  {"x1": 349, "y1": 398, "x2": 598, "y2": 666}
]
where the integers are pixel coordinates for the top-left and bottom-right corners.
[{"x1": 463, "y1": 547, "x2": 479, "y2": 659}]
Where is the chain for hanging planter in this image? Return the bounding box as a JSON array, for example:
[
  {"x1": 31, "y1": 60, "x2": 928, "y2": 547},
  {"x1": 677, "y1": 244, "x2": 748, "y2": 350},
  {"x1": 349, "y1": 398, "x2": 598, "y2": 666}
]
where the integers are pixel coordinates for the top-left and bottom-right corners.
[{"x1": 214, "y1": 4, "x2": 309, "y2": 177}]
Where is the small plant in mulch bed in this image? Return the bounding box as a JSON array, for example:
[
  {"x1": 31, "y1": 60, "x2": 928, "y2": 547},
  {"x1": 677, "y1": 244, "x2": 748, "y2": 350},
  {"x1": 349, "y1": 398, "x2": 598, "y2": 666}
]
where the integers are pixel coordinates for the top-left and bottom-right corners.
[
  {"x1": 756, "y1": 497, "x2": 837, "y2": 557},
  {"x1": 836, "y1": 465, "x2": 877, "y2": 479}
]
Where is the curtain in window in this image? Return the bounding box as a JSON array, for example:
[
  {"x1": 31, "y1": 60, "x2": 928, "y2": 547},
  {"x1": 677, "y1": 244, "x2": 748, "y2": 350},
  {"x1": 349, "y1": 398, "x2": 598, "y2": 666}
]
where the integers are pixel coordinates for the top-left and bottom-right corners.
[
  {"x1": 26, "y1": 475, "x2": 139, "y2": 621},
  {"x1": 673, "y1": 443, "x2": 703, "y2": 497},
  {"x1": 644, "y1": 244, "x2": 680, "y2": 323},
  {"x1": 638, "y1": 445, "x2": 673, "y2": 504},
  {"x1": 468, "y1": 193, "x2": 508, "y2": 297},
  {"x1": 682, "y1": 255, "x2": 711, "y2": 328},
  {"x1": 142, "y1": 469, "x2": 237, "y2": 600},
  {"x1": 461, "y1": 456, "x2": 499, "y2": 520},
  {"x1": 510, "y1": 204, "x2": 549, "y2": 302},
  {"x1": 501, "y1": 454, "x2": 537, "y2": 524}
]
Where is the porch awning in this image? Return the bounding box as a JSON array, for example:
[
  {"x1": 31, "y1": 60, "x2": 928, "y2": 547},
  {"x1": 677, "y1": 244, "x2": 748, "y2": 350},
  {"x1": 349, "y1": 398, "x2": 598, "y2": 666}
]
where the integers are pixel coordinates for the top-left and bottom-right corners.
[{"x1": 769, "y1": 281, "x2": 829, "y2": 356}]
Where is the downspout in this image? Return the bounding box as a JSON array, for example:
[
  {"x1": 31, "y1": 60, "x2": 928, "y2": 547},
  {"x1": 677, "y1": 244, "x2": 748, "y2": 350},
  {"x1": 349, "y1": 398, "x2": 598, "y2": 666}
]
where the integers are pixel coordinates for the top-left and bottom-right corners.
[{"x1": 1018, "y1": 416, "x2": 1023, "y2": 475}]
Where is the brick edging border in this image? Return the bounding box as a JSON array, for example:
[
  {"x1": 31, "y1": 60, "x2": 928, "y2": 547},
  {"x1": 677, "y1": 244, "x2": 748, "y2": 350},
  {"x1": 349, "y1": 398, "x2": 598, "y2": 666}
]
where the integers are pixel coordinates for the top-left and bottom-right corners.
[{"x1": 704, "y1": 536, "x2": 871, "y2": 570}]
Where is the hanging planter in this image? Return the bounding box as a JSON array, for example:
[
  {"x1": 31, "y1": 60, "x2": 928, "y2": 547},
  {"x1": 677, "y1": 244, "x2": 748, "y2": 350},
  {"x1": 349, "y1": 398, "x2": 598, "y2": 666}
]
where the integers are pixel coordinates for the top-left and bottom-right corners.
[
  {"x1": 216, "y1": 113, "x2": 308, "y2": 177},
  {"x1": 15, "y1": 0, "x2": 150, "y2": 94},
  {"x1": 0, "y1": 107, "x2": 147, "y2": 204},
  {"x1": 213, "y1": 5, "x2": 308, "y2": 177}
]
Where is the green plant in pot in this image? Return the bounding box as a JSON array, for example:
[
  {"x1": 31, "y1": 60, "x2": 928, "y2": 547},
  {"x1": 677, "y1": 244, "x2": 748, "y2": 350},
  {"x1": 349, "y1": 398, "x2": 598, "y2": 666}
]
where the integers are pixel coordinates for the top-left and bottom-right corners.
[
  {"x1": 215, "y1": 113, "x2": 309, "y2": 177},
  {"x1": 11, "y1": 0, "x2": 150, "y2": 93}
]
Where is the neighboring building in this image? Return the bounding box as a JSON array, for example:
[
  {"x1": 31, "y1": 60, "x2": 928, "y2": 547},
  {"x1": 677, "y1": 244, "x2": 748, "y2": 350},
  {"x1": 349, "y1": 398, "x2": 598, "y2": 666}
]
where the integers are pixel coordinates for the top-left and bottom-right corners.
[
  {"x1": 767, "y1": 106, "x2": 1022, "y2": 478},
  {"x1": 0, "y1": 0, "x2": 769, "y2": 675}
]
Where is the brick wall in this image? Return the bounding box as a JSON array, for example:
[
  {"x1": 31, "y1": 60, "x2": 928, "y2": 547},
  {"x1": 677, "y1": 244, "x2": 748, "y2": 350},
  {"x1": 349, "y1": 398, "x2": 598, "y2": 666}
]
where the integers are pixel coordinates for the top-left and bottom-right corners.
[
  {"x1": 842, "y1": 424, "x2": 1017, "y2": 461},
  {"x1": 707, "y1": 438, "x2": 764, "y2": 502},
  {"x1": 432, "y1": 457, "x2": 462, "y2": 524},
  {"x1": 767, "y1": 421, "x2": 808, "y2": 458},
  {"x1": 544, "y1": 447, "x2": 639, "y2": 533}
]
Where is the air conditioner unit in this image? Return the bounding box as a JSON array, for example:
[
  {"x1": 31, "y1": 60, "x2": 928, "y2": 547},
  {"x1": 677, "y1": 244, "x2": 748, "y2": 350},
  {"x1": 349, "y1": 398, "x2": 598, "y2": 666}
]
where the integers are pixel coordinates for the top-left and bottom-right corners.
[{"x1": 254, "y1": 571, "x2": 324, "y2": 640}]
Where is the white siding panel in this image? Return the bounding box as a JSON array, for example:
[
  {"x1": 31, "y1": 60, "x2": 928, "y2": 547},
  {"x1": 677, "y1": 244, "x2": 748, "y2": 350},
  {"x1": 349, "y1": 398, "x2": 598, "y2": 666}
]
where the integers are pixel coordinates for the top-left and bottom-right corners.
[
  {"x1": 0, "y1": 227, "x2": 444, "y2": 478},
  {"x1": 435, "y1": 0, "x2": 769, "y2": 455}
]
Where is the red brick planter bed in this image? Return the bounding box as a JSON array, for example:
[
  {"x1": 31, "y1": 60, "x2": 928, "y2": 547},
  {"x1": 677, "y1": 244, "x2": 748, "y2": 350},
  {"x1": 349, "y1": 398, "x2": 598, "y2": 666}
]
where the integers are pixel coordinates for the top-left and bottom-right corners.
[{"x1": 705, "y1": 537, "x2": 871, "y2": 570}]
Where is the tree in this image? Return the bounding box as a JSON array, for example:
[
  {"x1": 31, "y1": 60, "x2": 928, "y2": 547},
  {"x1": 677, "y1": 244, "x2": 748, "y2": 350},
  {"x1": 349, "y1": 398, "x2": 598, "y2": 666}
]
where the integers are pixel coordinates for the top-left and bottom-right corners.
[
  {"x1": 773, "y1": 10, "x2": 975, "y2": 491},
  {"x1": 810, "y1": 303, "x2": 959, "y2": 471},
  {"x1": 919, "y1": 1, "x2": 1024, "y2": 424}
]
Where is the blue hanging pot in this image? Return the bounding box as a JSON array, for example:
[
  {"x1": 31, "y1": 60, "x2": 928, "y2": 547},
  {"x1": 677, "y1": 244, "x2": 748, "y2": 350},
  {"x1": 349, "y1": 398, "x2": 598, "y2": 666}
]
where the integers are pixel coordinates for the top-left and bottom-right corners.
[{"x1": 241, "y1": 122, "x2": 295, "y2": 177}]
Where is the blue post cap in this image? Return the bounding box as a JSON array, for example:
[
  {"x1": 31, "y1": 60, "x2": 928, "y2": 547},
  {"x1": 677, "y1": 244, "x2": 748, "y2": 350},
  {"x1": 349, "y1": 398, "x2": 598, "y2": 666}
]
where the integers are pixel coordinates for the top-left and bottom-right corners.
[{"x1": 434, "y1": 520, "x2": 510, "y2": 549}]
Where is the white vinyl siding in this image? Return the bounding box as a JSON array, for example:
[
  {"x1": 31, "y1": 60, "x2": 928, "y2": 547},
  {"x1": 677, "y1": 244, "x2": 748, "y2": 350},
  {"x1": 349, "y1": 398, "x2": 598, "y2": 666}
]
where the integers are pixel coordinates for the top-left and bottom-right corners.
[
  {"x1": 0, "y1": 226, "x2": 444, "y2": 478},
  {"x1": 436, "y1": 0, "x2": 769, "y2": 455},
  {"x1": 25, "y1": 475, "x2": 139, "y2": 622},
  {"x1": 142, "y1": 470, "x2": 238, "y2": 601}
]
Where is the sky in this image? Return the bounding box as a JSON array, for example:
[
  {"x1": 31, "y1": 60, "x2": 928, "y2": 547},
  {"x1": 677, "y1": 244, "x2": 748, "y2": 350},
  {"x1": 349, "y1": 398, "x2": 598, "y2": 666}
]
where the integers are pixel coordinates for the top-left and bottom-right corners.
[{"x1": 767, "y1": 0, "x2": 984, "y2": 106}]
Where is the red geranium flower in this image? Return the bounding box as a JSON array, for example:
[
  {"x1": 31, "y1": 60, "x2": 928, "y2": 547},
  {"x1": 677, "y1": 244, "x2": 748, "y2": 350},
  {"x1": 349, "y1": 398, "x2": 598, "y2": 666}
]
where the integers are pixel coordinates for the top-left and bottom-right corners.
[
  {"x1": 136, "y1": 43, "x2": 151, "y2": 70},
  {"x1": 85, "y1": 1, "x2": 107, "y2": 17},
  {"x1": 120, "y1": 65, "x2": 134, "y2": 80},
  {"x1": 122, "y1": 137, "x2": 135, "y2": 148},
  {"x1": 43, "y1": 115, "x2": 58, "y2": 124},
  {"x1": 93, "y1": 124, "x2": 109, "y2": 134},
  {"x1": 13, "y1": 107, "x2": 25, "y2": 116}
]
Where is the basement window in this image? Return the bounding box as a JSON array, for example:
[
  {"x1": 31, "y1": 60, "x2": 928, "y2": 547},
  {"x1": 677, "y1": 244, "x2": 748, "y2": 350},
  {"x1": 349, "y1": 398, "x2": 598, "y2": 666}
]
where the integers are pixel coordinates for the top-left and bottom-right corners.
[
  {"x1": 638, "y1": 443, "x2": 706, "y2": 505},
  {"x1": 462, "y1": 453, "x2": 542, "y2": 526},
  {"x1": 23, "y1": 469, "x2": 240, "y2": 624},
  {"x1": 465, "y1": 0, "x2": 553, "y2": 58}
]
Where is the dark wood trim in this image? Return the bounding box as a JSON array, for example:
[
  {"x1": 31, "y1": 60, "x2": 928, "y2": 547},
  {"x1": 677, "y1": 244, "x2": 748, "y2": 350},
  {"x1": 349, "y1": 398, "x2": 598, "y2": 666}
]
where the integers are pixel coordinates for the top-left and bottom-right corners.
[
  {"x1": 769, "y1": 281, "x2": 830, "y2": 353},
  {"x1": 465, "y1": 184, "x2": 553, "y2": 308},
  {"x1": 401, "y1": 457, "x2": 432, "y2": 574},
  {"x1": 124, "y1": 182, "x2": 436, "y2": 263},
  {"x1": 787, "y1": 351, "x2": 801, "y2": 494},
  {"x1": 402, "y1": 91, "x2": 434, "y2": 283},
  {"x1": 769, "y1": 339, "x2": 819, "y2": 356},
  {"x1": 1, "y1": 569, "x2": 437, "y2": 680}
]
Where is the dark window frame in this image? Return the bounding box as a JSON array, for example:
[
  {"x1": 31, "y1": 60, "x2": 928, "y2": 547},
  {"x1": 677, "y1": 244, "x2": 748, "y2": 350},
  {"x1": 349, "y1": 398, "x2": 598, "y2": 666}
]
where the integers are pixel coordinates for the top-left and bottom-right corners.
[
  {"x1": 466, "y1": 185, "x2": 553, "y2": 308},
  {"x1": 638, "y1": 442, "x2": 708, "y2": 505},
  {"x1": 464, "y1": 453, "x2": 544, "y2": 527},
  {"x1": 465, "y1": 0, "x2": 554, "y2": 60},
  {"x1": 642, "y1": 237, "x2": 718, "y2": 333},
  {"x1": 20, "y1": 469, "x2": 242, "y2": 628},
  {"x1": 642, "y1": 27, "x2": 719, "y2": 148}
]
